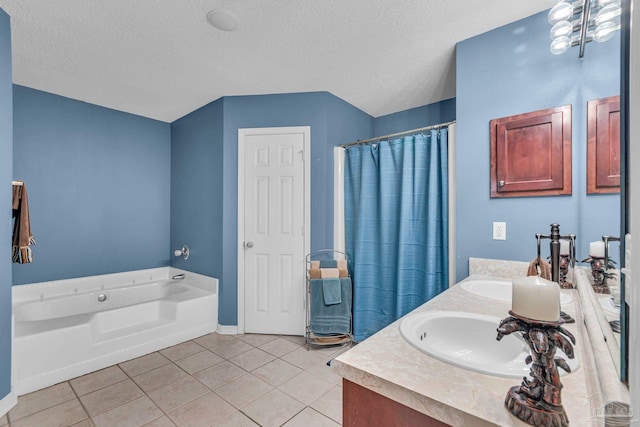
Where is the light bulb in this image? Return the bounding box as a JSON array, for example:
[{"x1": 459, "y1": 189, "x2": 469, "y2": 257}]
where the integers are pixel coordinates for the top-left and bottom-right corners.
[
  {"x1": 550, "y1": 36, "x2": 572, "y2": 54},
  {"x1": 595, "y1": 3, "x2": 622, "y2": 26},
  {"x1": 593, "y1": 21, "x2": 620, "y2": 42},
  {"x1": 550, "y1": 20, "x2": 573, "y2": 39},
  {"x1": 596, "y1": 0, "x2": 620, "y2": 7},
  {"x1": 548, "y1": 2, "x2": 573, "y2": 24}
]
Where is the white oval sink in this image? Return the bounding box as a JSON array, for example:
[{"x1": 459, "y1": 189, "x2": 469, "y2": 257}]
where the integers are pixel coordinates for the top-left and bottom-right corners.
[
  {"x1": 399, "y1": 311, "x2": 579, "y2": 378},
  {"x1": 460, "y1": 279, "x2": 573, "y2": 305}
]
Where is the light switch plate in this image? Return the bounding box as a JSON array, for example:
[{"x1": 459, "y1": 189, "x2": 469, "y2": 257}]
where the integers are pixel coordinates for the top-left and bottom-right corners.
[{"x1": 493, "y1": 222, "x2": 507, "y2": 240}]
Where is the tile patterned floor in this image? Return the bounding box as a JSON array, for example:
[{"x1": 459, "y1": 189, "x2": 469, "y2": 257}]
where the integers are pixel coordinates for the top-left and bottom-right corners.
[{"x1": 3, "y1": 334, "x2": 349, "y2": 427}]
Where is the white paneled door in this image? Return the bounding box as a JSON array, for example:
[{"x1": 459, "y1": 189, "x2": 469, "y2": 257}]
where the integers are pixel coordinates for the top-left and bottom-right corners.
[{"x1": 238, "y1": 127, "x2": 309, "y2": 335}]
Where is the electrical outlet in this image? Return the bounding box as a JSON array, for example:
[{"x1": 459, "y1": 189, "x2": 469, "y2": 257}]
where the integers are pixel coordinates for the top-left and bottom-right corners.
[{"x1": 493, "y1": 222, "x2": 507, "y2": 240}]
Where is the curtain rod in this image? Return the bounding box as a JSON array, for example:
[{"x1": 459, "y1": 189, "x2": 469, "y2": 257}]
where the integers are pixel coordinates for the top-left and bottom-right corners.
[{"x1": 339, "y1": 120, "x2": 456, "y2": 148}]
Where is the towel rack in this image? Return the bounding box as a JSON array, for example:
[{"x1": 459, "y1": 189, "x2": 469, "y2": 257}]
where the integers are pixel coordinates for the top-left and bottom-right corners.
[
  {"x1": 12, "y1": 180, "x2": 23, "y2": 186},
  {"x1": 305, "y1": 249, "x2": 353, "y2": 350}
]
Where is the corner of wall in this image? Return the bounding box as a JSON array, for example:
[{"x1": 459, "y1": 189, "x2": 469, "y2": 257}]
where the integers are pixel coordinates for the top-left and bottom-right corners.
[{"x1": 0, "y1": 5, "x2": 13, "y2": 404}]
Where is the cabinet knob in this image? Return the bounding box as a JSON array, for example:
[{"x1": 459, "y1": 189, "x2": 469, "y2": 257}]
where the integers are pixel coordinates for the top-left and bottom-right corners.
[{"x1": 498, "y1": 180, "x2": 505, "y2": 187}]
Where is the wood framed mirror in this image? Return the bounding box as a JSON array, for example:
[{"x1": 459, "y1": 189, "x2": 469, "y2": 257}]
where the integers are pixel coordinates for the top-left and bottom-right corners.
[{"x1": 587, "y1": 95, "x2": 621, "y2": 194}]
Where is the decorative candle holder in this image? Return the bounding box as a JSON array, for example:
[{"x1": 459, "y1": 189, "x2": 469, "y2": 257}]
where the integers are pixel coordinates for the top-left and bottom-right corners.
[
  {"x1": 558, "y1": 255, "x2": 573, "y2": 289},
  {"x1": 581, "y1": 256, "x2": 615, "y2": 294},
  {"x1": 497, "y1": 311, "x2": 575, "y2": 427}
]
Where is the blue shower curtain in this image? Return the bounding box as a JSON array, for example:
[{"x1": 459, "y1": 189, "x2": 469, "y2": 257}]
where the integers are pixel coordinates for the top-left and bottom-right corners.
[{"x1": 344, "y1": 129, "x2": 448, "y2": 342}]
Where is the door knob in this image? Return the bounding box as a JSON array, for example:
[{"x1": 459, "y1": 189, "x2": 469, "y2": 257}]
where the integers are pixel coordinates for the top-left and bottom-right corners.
[{"x1": 245, "y1": 241, "x2": 254, "y2": 249}]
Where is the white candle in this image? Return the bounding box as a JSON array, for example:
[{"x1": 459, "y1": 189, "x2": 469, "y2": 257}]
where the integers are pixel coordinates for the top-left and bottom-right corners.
[
  {"x1": 560, "y1": 240, "x2": 570, "y2": 255},
  {"x1": 512, "y1": 276, "x2": 560, "y2": 322},
  {"x1": 589, "y1": 241, "x2": 606, "y2": 258}
]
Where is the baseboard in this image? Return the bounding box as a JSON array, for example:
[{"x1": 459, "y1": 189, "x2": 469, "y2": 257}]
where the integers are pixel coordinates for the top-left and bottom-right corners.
[
  {"x1": 0, "y1": 390, "x2": 17, "y2": 418},
  {"x1": 217, "y1": 324, "x2": 238, "y2": 335}
]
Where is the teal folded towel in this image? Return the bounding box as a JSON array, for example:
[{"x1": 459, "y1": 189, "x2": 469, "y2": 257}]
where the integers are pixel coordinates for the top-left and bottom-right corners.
[
  {"x1": 319, "y1": 260, "x2": 338, "y2": 268},
  {"x1": 322, "y1": 278, "x2": 342, "y2": 305},
  {"x1": 310, "y1": 278, "x2": 352, "y2": 335}
]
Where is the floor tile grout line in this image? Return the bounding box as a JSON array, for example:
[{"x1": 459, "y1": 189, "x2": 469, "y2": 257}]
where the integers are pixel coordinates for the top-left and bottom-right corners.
[
  {"x1": 209, "y1": 372, "x2": 263, "y2": 411},
  {"x1": 280, "y1": 405, "x2": 307, "y2": 427},
  {"x1": 126, "y1": 356, "x2": 203, "y2": 425},
  {"x1": 12, "y1": 337, "x2": 198, "y2": 426},
  {"x1": 155, "y1": 337, "x2": 258, "y2": 425},
  {"x1": 67, "y1": 379, "x2": 94, "y2": 426},
  {"x1": 67, "y1": 364, "x2": 130, "y2": 399},
  {"x1": 77, "y1": 376, "x2": 140, "y2": 417},
  {"x1": 81, "y1": 353, "x2": 173, "y2": 426},
  {"x1": 158, "y1": 340, "x2": 208, "y2": 363},
  {"x1": 8, "y1": 333, "x2": 345, "y2": 427},
  {"x1": 238, "y1": 409, "x2": 263, "y2": 426},
  {"x1": 304, "y1": 406, "x2": 339, "y2": 425},
  {"x1": 6, "y1": 382, "x2": 83, "y2": 426},
  {"x1": 144, "y1": 339, "x2": 256, "y2": 422},
  {"x1": 118, "y1": 351, "x2": 172, "y2": 379}
]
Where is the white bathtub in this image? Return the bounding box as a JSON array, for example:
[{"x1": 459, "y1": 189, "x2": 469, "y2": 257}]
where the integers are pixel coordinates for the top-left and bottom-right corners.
[{"x1": 12, "y1": 267, "x2": 218, "y2": 395}]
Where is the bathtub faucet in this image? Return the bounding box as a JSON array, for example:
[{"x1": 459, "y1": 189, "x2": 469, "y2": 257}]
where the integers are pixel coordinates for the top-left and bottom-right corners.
[{"x1": 174, "y1": 245, "x2": 189, "y2": 260}]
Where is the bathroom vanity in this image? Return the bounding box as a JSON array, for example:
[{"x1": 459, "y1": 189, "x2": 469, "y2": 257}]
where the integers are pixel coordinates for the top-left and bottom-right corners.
[{"x1": 332, "y1": 258, "x2": 629, "y2": 426}]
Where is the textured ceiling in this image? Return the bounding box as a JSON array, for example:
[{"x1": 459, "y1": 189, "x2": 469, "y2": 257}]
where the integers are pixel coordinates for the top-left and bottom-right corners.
[{"x1": 0, "y1": 1, "x2": 555, "y2": 122}]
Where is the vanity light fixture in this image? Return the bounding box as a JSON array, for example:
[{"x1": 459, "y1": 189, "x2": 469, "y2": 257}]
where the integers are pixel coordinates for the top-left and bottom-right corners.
[
  {"x1": 548, "y1": 0, "x2": 621, "y2": 57},
  {"x1": 206, "y1": 9, "x2": 239, "y2": 32}
]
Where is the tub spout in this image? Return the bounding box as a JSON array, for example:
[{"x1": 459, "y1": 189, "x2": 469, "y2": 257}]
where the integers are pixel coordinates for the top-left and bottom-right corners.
[{"x1": 172, "y1": 274, "x2": 185, "y2": 280}]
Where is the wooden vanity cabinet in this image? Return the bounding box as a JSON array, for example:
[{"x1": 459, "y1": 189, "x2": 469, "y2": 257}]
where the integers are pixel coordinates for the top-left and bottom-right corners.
[{"x1": 343, "y1": 379, "x2": 451, "y2": 426}]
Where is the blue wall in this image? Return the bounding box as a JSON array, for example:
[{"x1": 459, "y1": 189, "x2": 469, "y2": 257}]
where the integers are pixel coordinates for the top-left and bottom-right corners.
[
  {"x1": 12, "y1": 86, "x2": 172, "y2": 284},
  {"x1": 219, "y1": 92, "x2": 373, "y2": 325},
  {"x1": 456, "y1": 11, "x2": 620, "y2": 280},
  {"x1": 0, "y1": 8, "x2": 12, "y2": 401},
  {"x1": 171, "y1": 92, "x2": 458, "y2": 326},
  {"x1": 374, "y1": 98, "x2": 456, "y2": 136},
  {"x1": 11, "y1": 81, "x2": 454, "y2": 329},
  {"x1": 170, "y1": 99, "x2": 224, "y2": 278}
]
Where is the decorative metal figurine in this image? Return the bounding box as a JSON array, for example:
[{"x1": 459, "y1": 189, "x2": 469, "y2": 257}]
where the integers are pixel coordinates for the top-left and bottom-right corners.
[
  {"x1": 581, "y1": 256, "x2": 615, "y2": 294},
  {"x1": 497, "y1": 312, "x2": 576, "y2": 427}
]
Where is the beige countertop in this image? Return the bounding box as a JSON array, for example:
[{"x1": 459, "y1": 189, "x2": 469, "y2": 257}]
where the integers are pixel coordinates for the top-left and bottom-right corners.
[{"x1": 332, "y1": 275, "x2": 601, "y2": 426}]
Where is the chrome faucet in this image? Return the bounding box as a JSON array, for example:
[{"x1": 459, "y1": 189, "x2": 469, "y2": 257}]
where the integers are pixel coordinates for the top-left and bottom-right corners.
[
  {"x1": 538, "y1": 223, "x2": 575, "y2": 285},
  {"x1": 602, "y1": 235, "x2": 621, "y2": 271}
]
